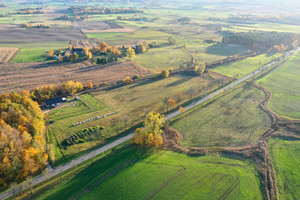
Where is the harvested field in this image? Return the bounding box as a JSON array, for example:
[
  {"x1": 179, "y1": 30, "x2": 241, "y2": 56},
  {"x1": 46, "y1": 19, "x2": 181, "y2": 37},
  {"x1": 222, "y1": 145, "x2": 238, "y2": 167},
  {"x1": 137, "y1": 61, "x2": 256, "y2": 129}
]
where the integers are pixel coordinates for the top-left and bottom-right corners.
[
  {"x1": 0, "y1": 61, "x2": 149, "y2": 94},
  {"x1": 70, "y1": 40, "x2": 94, "y2": 49},
  {"x1": 0, "y1": 47, "x2": 19, "y2": 63},
  {"x1": 0, "y1": 24, "x2": 86, "y2": 42}
]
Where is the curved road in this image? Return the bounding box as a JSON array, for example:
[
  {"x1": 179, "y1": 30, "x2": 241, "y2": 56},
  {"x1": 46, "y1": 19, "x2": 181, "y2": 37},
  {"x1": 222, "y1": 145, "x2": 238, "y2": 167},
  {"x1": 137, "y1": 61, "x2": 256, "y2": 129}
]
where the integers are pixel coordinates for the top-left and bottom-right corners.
[{"x1": 0, "y1": 48, "x2": 299, "y2": 200}]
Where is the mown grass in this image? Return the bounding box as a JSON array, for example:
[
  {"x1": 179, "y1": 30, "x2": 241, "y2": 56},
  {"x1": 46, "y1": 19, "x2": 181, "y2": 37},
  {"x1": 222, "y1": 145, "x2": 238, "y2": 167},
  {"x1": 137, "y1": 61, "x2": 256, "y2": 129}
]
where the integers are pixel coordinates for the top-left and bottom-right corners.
[
  {"x1": 257, "y1": 52, "x2": 300, "y2": 119},
  {"x1": 35, "y1": 145, "x2": 263, "y2": 200},
  {"x1": 212, "y1": 53, "x2": 282, "y2": 78},
  {"x1": 48, "y1": 74, "x2": 230, "y2": 162},
  {"x1": 133, "y1": 45, "x2": 190, "y2": 71},
  {"x1": 170, "y1": 83, "x2": 271, "y2": 147},
  {"x1": 268, "y1": 138, "x2": 300, "y2": 200},
  {"x1": 10, "y1": 49, "x2": 49, "y2": 63}
]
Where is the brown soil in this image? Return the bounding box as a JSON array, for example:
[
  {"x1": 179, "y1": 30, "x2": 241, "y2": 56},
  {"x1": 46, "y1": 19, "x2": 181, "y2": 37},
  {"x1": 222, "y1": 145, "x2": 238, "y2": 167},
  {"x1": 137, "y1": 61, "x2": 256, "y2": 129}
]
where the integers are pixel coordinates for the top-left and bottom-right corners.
[
  {"x1": 0, "y1": 47, "x2": 19, "y2": 63},
  {"x1": 0, "y1": 24, "x2": 86, "y2": 42},
  {"x1": 0, "y1": 61, "x2": 150, "y2": 94}
]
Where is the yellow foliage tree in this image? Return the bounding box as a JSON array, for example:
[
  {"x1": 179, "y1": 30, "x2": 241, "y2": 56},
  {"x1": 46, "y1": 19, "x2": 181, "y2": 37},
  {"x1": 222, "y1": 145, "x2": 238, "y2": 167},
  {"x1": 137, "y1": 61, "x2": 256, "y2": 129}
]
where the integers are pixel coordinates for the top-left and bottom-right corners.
[
  {"x1": 68, "y1": 44, "x2": 73, "y2": 51},
  {"x1": 123, "y1": 76, "x2": 133, "y2": 84},
  {"x1": 88, "y1": 52, "x2": 92, "y2": 59},
  {"x1": 133, "y1": 112, "x2": 164, "y2": 147},
  {"x1": 126, "y1": 47, "x2": 136, "y2": 60},
  {"x1": 161, "y1": 69, "x2": 169, "y2": 78}
]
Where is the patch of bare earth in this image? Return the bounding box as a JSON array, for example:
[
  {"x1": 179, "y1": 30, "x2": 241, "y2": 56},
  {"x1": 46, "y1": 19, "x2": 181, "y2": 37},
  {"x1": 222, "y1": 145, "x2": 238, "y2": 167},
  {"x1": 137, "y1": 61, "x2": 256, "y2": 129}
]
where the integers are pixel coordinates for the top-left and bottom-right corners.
[
  {"x1": 0, "y1": 61, "x2": 150, "y2": 94},
  {"x1": 0, "y1": 47, "x2": 19, "y2": 63}
]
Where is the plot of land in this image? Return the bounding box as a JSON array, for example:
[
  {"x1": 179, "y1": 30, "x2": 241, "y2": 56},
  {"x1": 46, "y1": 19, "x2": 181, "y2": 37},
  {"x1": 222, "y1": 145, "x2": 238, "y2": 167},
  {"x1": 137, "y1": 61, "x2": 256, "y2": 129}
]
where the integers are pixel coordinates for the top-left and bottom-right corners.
[
  {"x1": 48, "y1": 73, "x2": 231, "y2": 161},
  {"x1": 35, "y1": 147, "x2": 263, "y2": 200},
  {"x1": 0, "y1": 47, "x2": 19, "y2": 63},
  {"x1": 11, "y1": 49, "x2": 48, "y2": 63},
  {"x1": 269, "y1": 138, "x2": 300, "y2": 200},
  {"x1": 170, "y1": 84, "x2": 272, "y2": 147},
  {"x1": 0, "y1": 24, "x2": 86, "y2": 43},
  {"x1": 70, "y1": 40, "x2": 94, "y2": 49},
  {"x1": 0, "y1": 61, "x2": 149, "y2": 94},
  {"x1": 257, "y1": 51, "x2": 300, "y2": 119},
  {"x1": 212, "y1": 53, "x2": 282, "y2": 78}
]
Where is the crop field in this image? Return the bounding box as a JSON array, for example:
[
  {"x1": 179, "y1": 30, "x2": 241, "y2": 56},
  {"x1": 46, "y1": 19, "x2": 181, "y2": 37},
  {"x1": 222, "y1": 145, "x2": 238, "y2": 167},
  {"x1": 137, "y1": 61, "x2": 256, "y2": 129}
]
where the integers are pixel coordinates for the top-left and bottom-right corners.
[
  {"x1": 257, "y1": 52, "x2": 300, "y2": 119},
  {"x1": 212, "y1": 53, "x2": 283, "y2": 78},
  {"x1": 0, "y1": 61, "x2": 149, "y2": 94},
  {"x1": 0, "y1": 24, "x2": 86, "y2": 43},
  {"x1": 170, "y1": 83, "x2": 272, "y2": 147},
  {"x1": 268, "y1": 138, "x2": 300, "y2": 200},
  {"x1": 0, "y1": 47, "x2": 18, "y2": 63},
  {"x1": 48, "y1": 73, "x2": 232, "y2": 160},
  {"x1": 36, "y1": 146, "x2": 263, "y2": 200},
  {"x1": 11, "y1": 48, "x2": 48, "y2": 63}
]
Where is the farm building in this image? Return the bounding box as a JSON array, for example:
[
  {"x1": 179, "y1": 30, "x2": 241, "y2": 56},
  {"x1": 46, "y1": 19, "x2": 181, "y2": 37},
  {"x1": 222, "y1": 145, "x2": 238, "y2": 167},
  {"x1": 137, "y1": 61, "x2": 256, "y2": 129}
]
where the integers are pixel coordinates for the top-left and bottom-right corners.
[{"x1": 45, "y1": 97, "x2": 67, "y2": 108}]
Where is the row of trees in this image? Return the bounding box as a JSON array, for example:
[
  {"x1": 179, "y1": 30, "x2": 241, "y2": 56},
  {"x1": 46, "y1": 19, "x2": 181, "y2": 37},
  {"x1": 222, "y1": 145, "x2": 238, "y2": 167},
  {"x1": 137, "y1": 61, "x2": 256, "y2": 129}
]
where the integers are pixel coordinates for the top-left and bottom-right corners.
[
  {"x1": 0, "y1": 92, "x2": 47, "y2": 187},
  {"x1": 30, "y1": 81, "x2": 83, "y2": 103},
  {"x1": 71, "y1": 6, "x2": 144, "y2": 15}
]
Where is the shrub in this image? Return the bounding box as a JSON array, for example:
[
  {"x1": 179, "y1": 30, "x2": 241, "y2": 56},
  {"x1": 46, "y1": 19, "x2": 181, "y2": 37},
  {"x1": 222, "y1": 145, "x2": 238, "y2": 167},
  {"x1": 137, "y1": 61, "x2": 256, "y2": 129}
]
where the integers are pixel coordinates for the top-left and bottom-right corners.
[{"x1": 161, "y1": 69, "x2": 169, "y2": 78}]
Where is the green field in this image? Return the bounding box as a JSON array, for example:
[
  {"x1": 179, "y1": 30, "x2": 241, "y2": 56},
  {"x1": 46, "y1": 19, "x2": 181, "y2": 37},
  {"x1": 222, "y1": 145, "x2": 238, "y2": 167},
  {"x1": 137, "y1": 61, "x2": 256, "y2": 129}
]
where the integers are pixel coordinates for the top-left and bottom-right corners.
[
  {"x1": 257, "y1": 52, "x2": 300, "y2": 119},
  {"x1": 269, "y1": 138, "x2": 300, "y2": 200},
  {"x1": 170, "y1": 84, "x2": 271, "y2": 147},
  {"x1": 47, "y1": 74, "x2": 230, "y2": 161},
  {"x1": 212, "y1": 53, "x2": 282, "y2": 78},
  {"x1": 11, "y1": 49, "x2": 49, "y2": 63},
  {"x1": 36, "y1": 145, "x2": 263, "y2": 200}
]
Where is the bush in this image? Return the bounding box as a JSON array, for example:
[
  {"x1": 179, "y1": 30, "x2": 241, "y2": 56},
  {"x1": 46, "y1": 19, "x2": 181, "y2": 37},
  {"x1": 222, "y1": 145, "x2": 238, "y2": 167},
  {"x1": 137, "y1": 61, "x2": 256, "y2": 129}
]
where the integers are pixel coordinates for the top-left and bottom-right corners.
[{"x1": 161, "y1": 69, "x2": 169, "y2": 78}]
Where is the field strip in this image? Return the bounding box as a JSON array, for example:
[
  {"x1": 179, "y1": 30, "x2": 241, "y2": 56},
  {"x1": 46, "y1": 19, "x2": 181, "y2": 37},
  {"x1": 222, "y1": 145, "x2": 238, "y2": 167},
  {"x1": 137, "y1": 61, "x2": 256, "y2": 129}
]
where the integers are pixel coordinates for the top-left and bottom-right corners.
[
  {"x1": 143, "y1": 167, "x2": 187, "y2": 200},
  {"x1": 70, "y1": 159, "x2": 137, "y2": 200},
  {"x1": 218, "y1": 177, "x2": 240, "y2": 200},
  {"x1": 0, "y1": 48, "x2": 299, "y2": 200}
]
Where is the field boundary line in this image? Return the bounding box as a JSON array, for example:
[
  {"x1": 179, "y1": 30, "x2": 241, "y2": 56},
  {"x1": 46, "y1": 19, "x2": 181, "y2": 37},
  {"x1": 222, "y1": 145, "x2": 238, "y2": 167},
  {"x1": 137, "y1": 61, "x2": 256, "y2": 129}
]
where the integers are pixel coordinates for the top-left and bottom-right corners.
[
  {"x1": 143, "y1": 167, "x2": 187, "y2": 200},
  {"x1": 70, "y1": 159, "x2": 137, "y2": 200}
]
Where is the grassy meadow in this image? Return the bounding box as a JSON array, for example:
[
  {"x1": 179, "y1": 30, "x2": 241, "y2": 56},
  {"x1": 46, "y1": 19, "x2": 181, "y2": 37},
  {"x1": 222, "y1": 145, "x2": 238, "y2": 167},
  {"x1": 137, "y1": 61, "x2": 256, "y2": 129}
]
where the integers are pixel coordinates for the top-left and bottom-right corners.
[
  {"x1": 257, "y1": 51, "x2": 300, "y2": 119},
  {"x1": 35, "y1": 145, "x2": 263, "y2": 200},
  {"x1": 269, "y1": 138, "x2": 300, "y2": 200},
  {"x1": 11, "y1": 49, "x2": 49, "y2": 63},
  {"x1": 212, "y1": 53, "x2": 282, "y2": 78},
  {"x1": 170, "y1": 83, "x2": 271, "y2": 147}
]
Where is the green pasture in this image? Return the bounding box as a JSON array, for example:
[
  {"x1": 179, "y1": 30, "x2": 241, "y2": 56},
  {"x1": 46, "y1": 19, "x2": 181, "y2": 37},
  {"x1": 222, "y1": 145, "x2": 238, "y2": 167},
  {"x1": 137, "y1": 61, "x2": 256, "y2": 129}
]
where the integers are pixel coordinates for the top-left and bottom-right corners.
[
  {"x1": 257, "y1": 51, "x2": 300, "y2": 119},
  {"x1": 269, "y1": 138, "x2": 300, "y2": 200},
  {"x1": 212, "y1": 53, "x2": 282, "y2": 78},
  {"x1": 10, "y1": 49, "x2": 48, "y2": 63},
  {"x1": 170, "y1": 83, "x2": 271, "y2": 147},
  {"x1": 35, "y1": 146, "x2": 263, "y2": 200}
]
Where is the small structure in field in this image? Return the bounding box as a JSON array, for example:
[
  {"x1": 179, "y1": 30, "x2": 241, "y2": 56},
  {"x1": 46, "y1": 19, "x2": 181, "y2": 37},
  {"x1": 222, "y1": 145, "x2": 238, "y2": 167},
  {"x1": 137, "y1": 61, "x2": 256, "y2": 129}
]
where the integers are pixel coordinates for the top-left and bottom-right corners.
[{"x1": 45, "y1": 97, "x2": 67, "y2": 108}]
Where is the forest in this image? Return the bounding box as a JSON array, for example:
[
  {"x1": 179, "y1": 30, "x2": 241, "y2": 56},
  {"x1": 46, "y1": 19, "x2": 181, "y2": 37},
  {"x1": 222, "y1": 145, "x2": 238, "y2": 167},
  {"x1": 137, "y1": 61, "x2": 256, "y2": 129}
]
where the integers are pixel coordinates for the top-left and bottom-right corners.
[{"x1": 0, "y1": 92, "x2": 47, "y2": 187}]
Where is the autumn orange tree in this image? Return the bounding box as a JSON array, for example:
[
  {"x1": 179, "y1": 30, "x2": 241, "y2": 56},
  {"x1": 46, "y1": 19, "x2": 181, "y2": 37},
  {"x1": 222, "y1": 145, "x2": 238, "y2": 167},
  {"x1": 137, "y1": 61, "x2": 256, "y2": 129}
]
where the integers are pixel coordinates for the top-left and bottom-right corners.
[
  {"x1": 133, "y1": 112, "x2": 164, "y2": 147},
  {"x1": 126, "y1": 47, "x2": 135, "y2": 60},
  {"x1": 87, "y1": 81, "x2": 93, "y2": 89},
  {"x1": 123, "y1": 76, "x2": 133, "y2": 84},
  {"x1": 168, "y1": 98, "x2": 176, "y2": 109},
  {"x1": 0, "y1": 92, "x2": 47, "y2": 187}
]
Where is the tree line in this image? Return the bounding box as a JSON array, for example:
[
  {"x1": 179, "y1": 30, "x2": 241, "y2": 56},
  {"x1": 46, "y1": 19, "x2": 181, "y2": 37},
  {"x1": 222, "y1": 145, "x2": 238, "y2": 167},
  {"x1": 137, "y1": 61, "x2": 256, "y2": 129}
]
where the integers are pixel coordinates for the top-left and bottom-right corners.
[
  {"x1": 0, "y1": 92, "x2": 47, "y2": 187},
  {"x1": 222, "y1": 31, "x2": 299, "y2": 51},
  {"x1": 71, "y1": 6, "x2": 144, "y2": 15}
]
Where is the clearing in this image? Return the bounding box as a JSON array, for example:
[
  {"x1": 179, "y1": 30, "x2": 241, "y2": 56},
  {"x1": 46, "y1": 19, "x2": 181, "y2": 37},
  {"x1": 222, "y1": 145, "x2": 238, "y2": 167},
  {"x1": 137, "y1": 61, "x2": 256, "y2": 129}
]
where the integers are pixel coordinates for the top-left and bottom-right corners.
[{"x1": 170, "y1": 83, "x2": 272, "y2": 147}]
